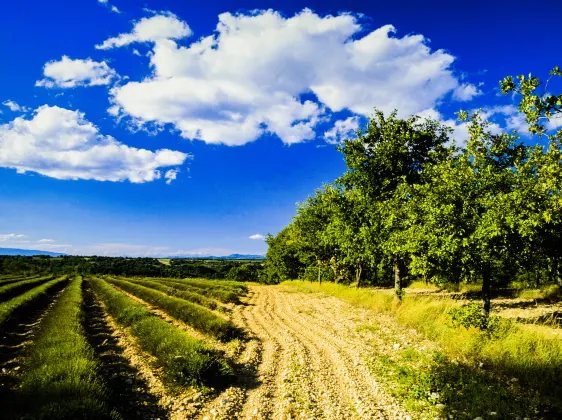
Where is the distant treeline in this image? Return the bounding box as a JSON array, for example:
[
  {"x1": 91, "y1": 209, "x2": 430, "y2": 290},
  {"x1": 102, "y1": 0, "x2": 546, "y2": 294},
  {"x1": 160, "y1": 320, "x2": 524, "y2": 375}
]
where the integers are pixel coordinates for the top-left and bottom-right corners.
[{"x1": 0, "y1": 255, "x2": 264, "y2": 281}]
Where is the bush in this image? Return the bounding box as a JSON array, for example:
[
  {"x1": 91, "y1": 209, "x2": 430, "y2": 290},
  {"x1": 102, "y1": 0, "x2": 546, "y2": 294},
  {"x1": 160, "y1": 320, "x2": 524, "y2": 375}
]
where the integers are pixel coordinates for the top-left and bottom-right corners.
[{"x1": 446, "y1": 302, "x2": 503, "y2": 333}]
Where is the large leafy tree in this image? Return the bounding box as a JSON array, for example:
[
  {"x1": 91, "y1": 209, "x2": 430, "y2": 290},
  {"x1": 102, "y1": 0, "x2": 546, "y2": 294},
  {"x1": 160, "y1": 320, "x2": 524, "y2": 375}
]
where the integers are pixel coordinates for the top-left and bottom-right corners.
[{"x1": 337, "y1": 111, "x2": 451, "y2": 298}]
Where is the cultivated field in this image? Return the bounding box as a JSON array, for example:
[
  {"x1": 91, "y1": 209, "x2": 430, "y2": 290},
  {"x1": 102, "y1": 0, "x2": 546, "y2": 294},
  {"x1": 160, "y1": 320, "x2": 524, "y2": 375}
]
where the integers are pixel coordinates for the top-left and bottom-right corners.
[{"x1": 1, "y1": 274, "x2": 561, "y2": 419}]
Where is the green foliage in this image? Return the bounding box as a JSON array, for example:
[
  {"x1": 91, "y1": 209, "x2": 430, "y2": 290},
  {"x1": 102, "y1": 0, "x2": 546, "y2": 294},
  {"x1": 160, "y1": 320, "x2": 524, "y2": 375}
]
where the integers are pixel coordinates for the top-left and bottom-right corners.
[
  {"x1": 13, "y1": 276, "x2": 118, "y2": 420},
  {"x1": 106, "y1": 278, "x2": 240, "y2": 341},
  {"x1": 155, "y1": 278, "x2": 244, "y2": 303},
  {"x1": 447, "y1": 303, "x2": 503, "y2": 333},
  {"x1": 0, "y1": 275, "x2": 53, "y2": 302},
  {"x1": 0, "y1": 276, "x2": 67, "y2": 325},
  {"x1": 226, "y1": 264, "x2": 259, "y2": 282},
  {"x1": 126, "y1": 278, "x2": 220, "y2": 311},
  {"x1": 89, "y1": 278, "x2": 233, "y2": 388}
]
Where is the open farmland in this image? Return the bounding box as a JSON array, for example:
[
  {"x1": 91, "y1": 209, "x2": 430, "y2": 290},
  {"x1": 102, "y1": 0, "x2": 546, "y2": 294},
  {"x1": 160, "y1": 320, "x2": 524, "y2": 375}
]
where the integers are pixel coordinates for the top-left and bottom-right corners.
[{"x1": 1, "y1": 269, "x2": 561, "y2": 419}]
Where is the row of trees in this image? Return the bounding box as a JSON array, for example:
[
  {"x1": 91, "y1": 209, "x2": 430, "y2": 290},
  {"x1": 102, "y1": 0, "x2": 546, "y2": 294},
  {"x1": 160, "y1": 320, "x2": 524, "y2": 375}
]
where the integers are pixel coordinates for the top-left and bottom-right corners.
[{"x1": 264, "y1": 68, "x2": 562, "y2": 315}]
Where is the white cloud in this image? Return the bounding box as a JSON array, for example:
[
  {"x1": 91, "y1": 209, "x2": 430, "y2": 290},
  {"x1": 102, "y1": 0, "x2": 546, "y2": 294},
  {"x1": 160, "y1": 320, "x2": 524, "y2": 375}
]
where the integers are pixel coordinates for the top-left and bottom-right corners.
[
  {"x1": 324, "y1": 116, "x2": 359, "y2": 144},
  {"x1": 111, "y1": 6, "x2": 120, "y2": 14},
  {"x1": 38, "y1": 238, "x2": 55, "y2": 243},
  {"x1": 249, "y1": 234, "x2": 265, "y2": 240},
  {"x1": 107, "y1": 9, "x2": 462, "y2": 146},
  {"x1": 36, "y1": 56, "x2": 118, "y2": 88},
  {"x1": 98, "y1": 0, "x2": 108, "y2": 3},
  {"x1": 3, "y1": 100, "x2": 29, "y2": 112},
  {"x1": 0, "y1": 105, "x2": 189, "y2": 183},
  {"x1": 164, "y1": 168, "x2": 179, "y2": 184},
  {"x1": 453, "y1": 83, "x2": 483, "y2": 101},
  {"x1": 95, "y1": 12, "x2": 192, "y2": 50},
  {"x1": 0, "y1": 233, "x2": 27, "y2": 241}
]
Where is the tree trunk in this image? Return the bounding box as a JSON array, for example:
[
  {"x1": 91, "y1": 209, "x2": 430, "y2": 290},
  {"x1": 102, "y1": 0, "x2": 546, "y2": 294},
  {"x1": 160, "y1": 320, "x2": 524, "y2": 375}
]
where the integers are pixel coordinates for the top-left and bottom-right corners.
[
  {"x1": 355, "y1": 264, "x2": 362, "y2": 288},
  {"x1": 556, "y1": 257, "x2": 562, "y2": 288},
  {"x1": 318, "y1": 264, "x2": 322, "y2": 285},
  {"x1": 394, "y1": 259, "x2": 402, "y2": 300},
  {"x1": 482, "y1": 270, "x2": 491, "y2": 317}
]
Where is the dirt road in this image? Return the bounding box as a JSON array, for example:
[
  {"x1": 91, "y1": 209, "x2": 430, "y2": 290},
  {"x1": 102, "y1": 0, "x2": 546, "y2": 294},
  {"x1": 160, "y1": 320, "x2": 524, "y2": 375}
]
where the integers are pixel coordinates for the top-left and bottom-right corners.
[{"x1": 201, "y1": 284, "x2": 409, "y2": 420}]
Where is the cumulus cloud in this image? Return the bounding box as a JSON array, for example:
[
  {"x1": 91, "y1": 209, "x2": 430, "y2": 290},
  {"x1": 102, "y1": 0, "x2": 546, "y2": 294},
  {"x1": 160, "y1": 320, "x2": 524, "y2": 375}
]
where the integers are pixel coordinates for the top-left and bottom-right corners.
[
  {"x1": 453, "y1": 83, "x2": 483, "y2": 101},
  {"x1": 3, "y1": 100, "x2": 29, "y2": 112},
  {"x1": 105, "y1": 9, "x2": 466, "y2": 146},
  {"x1": 36, "y1": 56, "x2": 118, "y2": 88},
  {"x1": 324, "y1": 116, "x2": 360, "y2": 144},
  {"x1": 0, "y1": 105, "x2": 189, "y2": 183},
  {"x1": 95, "y1": 12, "x2": 192, "y2": 49},
  {"x1": 249, "y1": 234, "x2": 265, "y2": 240}
]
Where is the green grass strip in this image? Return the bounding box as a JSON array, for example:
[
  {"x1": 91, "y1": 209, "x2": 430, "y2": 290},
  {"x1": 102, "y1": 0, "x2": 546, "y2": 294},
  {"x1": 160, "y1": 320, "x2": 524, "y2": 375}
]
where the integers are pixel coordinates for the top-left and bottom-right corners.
[
  {"x1": 16, "y1": 276, "x2": 118, "y2": 420},
  {"x1": 90, "y1": 278, "x2": 232, "y2": 388},
  {"x1": 152, "y1": 278, "x2": 243, "y2": 304},
  {"x1": 0, "y1": 276, "x2": 67, "y2": 326},
  {"x1": 107, "y1": 279, "x2": 239, "y2": 341},
  {"x1": 125, "y1": 278, "x2": 222, "y2": 311},
  {"x1": 0, "y1": 275, "x2": 54, "y2": 302}
]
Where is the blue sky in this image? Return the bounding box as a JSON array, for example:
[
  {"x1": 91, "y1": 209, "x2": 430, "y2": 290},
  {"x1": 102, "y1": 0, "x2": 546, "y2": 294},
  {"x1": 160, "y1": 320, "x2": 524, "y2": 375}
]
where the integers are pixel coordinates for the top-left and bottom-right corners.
[{"x1": 0, "y1": 0, "x2": 560, "y2": 256}]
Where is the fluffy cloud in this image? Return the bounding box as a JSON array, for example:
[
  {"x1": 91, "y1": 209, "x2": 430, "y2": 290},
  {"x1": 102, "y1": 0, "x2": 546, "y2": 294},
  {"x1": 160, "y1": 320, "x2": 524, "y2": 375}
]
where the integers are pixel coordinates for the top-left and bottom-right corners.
[
  {"x1": 324, "y1": 116, "x2": 360, "y2": 144},
  {"x1": 453, "y1": 83, "x2": 483, "y2": 101},
  {"x1": 36, "y1": 56, "x2": 118, "y2": 88},
  {"x1": 3, "y1": 100, "x2": 29, "y2": 112},
  {"x1": 249, "y1": 234, "x2": 265, "y2": 240},
  {"x1": 95, "y1": 12, "x2": 192, "y2": 49},
  {"x1": 0, "y1": 105, "x2": 189, "y2": 182},
  {"x1": 106, "y1": 9, "x2": 467, "y2": 146},
  {"x1": 164, "y1": 168, "x2": 179, "y2": 184},
  {"x1": 111, "y1": 6, "x2": 120, "y2": 14}
]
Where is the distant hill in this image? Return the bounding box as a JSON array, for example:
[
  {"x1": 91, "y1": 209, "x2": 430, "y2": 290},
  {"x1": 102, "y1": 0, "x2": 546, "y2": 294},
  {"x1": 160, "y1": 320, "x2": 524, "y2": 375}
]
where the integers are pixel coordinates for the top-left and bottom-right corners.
[
  {"x1": 168, "y1": 253, "x2": 266, "y2": 260},
  {"x1": 0, "y1": 248, "x2": 66, "y2": 257}
]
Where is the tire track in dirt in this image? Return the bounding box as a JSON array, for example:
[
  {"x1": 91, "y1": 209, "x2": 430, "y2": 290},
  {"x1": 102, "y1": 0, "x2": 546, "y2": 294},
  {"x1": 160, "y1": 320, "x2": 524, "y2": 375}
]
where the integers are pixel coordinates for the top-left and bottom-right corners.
[{"x1": 233, "y1": 285, "x2": 409, "y2": 420}]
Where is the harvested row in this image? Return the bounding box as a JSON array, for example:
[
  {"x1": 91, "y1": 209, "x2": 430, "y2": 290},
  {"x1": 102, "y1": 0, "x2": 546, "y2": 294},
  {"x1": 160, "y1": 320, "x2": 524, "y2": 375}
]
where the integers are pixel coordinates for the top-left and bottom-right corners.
[
  {"x1": 126, "y1": 277, "x2": 225, "y2": 312},
  {"x1": 107, "y1": 278, "x2": 239, "y2": 341},
  {"x1": 0, "y1": 276, "x2": 67, "y2": 326},
  {"x1": 154, "y1": 279, "x2": 242, "y2": 304},
  {"x1": 0, "y1": 275, "x2": 54, "y2": 302},
  {"x1": 89, "y1": 278, "x2": 232, "y2": 387},
  {"x1": 10, "y1": 276, "x2": 118, "y2": 420}
]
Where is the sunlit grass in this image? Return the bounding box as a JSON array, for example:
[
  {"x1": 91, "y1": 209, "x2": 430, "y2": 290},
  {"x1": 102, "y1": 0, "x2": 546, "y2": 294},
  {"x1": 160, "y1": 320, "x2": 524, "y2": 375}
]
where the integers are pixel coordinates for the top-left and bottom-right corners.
[{"x1": 282, "y1": 280, "x2": 562, "y2": 414}]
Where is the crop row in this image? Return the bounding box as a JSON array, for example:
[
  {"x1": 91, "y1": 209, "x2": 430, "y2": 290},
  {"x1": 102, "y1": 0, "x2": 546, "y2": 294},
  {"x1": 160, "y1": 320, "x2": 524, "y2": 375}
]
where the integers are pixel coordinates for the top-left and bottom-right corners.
[
  {"x1": 0, "y1": 276, "x2": 67, "y2": 326},
  {"x1": 89, "y1": 278, "x2": 232, "y2": 387},
  {"x1": 0, "y1": 275, "x2": 54, "y2": 302},
  {"x1": 125, "y1": 278, "x2": 224, "y2": 312},
  {"x1": 11, "y1": 276, "x2": 117, "y2": 420},
  {"x1": 152, "y1": 278, "x2": 243, "y2": 303},
  {"x1": 106, "y1": 278, "x2": 239, "y2": 341}
]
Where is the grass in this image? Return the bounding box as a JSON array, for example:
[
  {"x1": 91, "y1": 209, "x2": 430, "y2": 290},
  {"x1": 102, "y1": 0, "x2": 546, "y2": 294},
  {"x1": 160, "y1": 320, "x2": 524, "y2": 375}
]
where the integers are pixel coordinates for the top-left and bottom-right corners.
[
  {"x1": 155, "y1": 278, "x2": 244, "y2": 303},
  {"x1": 0, "y1": 276, "x2": 67, "y2": 326},
  {"x1": 12, "y1": 276, "x2": 119, "y2": 420},
  {"x1": 126, "y1": 278, "x2": 224, "y2": 312},
  {"x1": 516, "y1": 284, "x2": 562, "y2": 300},
  {"x1": 0, "y1": 275, "x2": 53, "y2": 302},
  {"x1": 107, "y1": 278, "x2": 239, "y2": 341},
  {"x1": 89, "y1": 278, "x2": 232, "y2": 388},
  {"x1": 283, "y1": 280, "x2": 562, "y2": 417}
]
